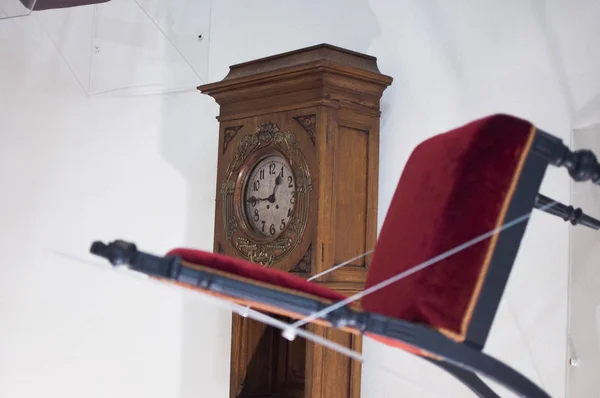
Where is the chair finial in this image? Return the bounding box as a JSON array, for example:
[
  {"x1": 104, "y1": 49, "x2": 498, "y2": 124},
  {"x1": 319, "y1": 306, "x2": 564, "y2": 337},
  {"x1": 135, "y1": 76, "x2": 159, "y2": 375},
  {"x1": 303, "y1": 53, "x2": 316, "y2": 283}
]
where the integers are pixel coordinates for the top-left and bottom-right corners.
[
  {"x1": 565, "y1": 149, "x2": 600, "y2": 184},
  {"x1": 533, "y1": 131, "x2": 600, "y2": 186}
]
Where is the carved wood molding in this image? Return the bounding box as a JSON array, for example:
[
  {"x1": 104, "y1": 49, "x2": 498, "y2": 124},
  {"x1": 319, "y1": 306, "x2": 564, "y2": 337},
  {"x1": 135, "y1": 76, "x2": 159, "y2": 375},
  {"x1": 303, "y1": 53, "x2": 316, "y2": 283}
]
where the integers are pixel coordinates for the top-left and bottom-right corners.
[
  {"x1": 223, "y1": 125, "x2": 244, "y2": 154},
  {"x1": 290, "y1": 244, "x2": 312, "y2": 273},
  {"x1": 293, "y1": 115, "x2": 316, "y2": 145}
]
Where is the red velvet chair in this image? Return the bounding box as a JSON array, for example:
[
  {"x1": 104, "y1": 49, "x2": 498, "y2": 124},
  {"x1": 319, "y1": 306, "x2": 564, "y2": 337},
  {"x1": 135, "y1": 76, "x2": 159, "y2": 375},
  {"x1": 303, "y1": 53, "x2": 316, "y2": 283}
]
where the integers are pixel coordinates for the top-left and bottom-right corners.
[{"x1": 91, "y1": 114, "x2": 600, "y2": 398}]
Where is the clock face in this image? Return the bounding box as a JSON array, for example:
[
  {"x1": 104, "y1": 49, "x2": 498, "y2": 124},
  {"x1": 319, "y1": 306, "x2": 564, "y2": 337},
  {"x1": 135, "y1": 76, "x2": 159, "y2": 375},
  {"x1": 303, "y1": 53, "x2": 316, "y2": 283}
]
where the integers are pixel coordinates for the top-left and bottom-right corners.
[{"x1": 244, "y1": 154, "x2": 296, "y2": 239}]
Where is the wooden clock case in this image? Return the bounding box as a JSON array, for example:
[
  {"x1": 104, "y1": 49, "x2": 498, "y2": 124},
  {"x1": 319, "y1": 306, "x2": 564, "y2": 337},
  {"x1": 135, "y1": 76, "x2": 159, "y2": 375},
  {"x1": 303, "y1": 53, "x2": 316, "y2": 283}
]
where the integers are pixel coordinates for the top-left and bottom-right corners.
[{"x1": 200, "y1": 44, "x2": 392, "y2": 398}]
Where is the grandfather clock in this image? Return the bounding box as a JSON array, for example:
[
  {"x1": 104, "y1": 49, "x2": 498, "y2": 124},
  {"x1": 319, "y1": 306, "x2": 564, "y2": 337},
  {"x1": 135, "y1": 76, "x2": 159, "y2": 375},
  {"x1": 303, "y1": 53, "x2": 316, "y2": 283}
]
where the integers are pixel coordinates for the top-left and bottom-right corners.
[{"x1": 199, "y1": 44, "x2": 392, "y2": 398}]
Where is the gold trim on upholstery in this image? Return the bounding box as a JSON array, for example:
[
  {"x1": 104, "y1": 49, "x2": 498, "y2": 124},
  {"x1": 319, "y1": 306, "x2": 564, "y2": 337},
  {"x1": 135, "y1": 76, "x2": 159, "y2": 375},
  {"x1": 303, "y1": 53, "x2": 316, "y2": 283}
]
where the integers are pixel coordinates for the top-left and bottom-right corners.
[{"x1": 437, "y1": 125, "x2": 536, "y2": 342}]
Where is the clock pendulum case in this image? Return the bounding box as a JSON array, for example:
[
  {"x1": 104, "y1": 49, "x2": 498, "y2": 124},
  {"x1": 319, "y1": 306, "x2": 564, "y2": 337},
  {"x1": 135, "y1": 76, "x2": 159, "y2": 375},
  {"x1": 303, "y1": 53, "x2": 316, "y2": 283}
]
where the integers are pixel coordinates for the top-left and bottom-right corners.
[{"x1": 199, "y1": 44, "x2": 392, "y2": 398}]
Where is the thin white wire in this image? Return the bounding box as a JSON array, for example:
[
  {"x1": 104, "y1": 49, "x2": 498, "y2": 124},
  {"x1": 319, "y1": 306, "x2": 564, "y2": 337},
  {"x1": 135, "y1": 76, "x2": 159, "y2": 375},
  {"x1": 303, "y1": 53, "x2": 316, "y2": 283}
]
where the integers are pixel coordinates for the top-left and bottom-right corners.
[
  {"x1": 307, "y1": 250, "x2": 374, "y2": 281},
  {"x1": 286, "y1": 200, "x2": 558, "y2": 332},
  {"x1": 47, "y1": 200, "x2": 557, "y2": 397},
  {"x1": 150, "y1": 266, "x2": 447, "y2": 397},
  {"x1": 50, "y1": 196, "x2": 560, "y2": 395},
  {"x1": 50, "y1": 250, "x2": 445, "y2": 397},
  {"x1": 236, "y1": 249, "x2": 374, "y2": 315},
  {"x1": 205, "y1": 293, "x2": 447, "y2": 397},
  {"x1": 47, "y1": 249, "x2": 362, "y2": 362}
]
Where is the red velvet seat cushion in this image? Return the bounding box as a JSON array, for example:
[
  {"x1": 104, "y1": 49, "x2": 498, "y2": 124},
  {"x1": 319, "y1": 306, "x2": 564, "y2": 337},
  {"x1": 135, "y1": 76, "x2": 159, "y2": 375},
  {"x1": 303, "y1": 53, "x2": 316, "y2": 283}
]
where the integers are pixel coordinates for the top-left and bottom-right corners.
[
  {"x1": 167, "y1": 248, "x2": 432, "y2": 355},
  {"x1": 167, "y1": 248, "x2": 348, "y2": 304},
  {"x1": 362, "y1": 114, "x2": 536, "y2": 342}
]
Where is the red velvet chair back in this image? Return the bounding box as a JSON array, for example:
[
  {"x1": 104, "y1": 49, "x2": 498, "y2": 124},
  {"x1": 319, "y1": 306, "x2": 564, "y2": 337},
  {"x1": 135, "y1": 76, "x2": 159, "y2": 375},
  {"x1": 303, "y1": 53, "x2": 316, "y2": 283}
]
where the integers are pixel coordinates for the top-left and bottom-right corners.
[{"x1": 362, "y1": 115, "x2": 536, "y2": 342}]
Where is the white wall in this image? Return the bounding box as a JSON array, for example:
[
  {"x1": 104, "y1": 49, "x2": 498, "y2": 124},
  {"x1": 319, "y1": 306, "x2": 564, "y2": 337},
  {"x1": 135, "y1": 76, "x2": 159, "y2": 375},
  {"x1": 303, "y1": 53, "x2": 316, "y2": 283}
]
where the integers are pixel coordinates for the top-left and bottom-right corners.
[
  {"x1": 0, "y1": 11, "x2": 230, "y2": 398},
  {"x1": 2, "y1": 1, "x2": 600, "y2": 398},
  {"x1": 569, "y1": 126, "x2": 600, "y2": 398}
]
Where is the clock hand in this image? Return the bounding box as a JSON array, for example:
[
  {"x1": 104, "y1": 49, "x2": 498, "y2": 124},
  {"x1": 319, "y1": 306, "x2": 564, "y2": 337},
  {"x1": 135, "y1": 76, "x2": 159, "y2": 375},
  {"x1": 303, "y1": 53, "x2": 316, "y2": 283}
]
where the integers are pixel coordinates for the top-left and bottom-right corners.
[
  {"x1": 248, "y1": 175, "x2": 283, "y2": 205},
  {"x1": 246, "y1": 196, "x2": 269, "y2": 206},
  {"x1": 267, "y1": 175, "x2": 283, "y2": 203}
]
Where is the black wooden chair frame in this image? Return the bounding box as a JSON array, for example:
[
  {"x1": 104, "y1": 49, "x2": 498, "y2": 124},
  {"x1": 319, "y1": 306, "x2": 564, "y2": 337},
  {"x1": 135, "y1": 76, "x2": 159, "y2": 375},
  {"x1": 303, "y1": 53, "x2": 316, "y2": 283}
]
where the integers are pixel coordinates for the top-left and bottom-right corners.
[{"x1": 90, "y1": 128, "x2": 600, "y2": 398}]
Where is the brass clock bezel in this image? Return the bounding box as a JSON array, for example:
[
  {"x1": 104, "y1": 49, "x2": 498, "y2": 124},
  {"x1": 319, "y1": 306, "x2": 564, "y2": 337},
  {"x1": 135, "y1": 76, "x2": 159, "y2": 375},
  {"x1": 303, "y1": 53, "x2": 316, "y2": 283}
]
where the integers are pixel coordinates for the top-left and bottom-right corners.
[
  {"x1": 220, "y1": 121, "x2": 312, "y2": 266},
  {"x1": 234, "y1": 148, "x2": 297, "y2": 243}
]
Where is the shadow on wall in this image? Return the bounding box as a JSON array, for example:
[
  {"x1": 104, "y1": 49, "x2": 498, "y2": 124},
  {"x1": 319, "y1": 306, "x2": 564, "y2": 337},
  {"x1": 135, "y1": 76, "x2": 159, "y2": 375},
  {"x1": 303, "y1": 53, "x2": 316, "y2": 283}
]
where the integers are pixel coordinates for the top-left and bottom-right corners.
[
  {"x1": 158, "y1": 89, "x2": 230, "y2": 398},
  {"x1": 158, "y1": 90, "x2": 219, "y2": 249}
]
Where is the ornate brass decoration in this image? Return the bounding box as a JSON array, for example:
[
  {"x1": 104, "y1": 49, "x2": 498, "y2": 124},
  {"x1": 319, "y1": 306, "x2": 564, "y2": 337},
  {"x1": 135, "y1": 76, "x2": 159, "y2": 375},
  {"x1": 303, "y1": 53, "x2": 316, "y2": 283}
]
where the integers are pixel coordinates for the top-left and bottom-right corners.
[
  {"x1": 290, "y1": 244, "x2": 312, "y2": 273},
  {"x1": 293, "y1": 115, "x2": 316, "y2": 145},
  {"x1": 233, "y1": 236, "x2": 293, "y2": 266},
  {"x1": 223, "y1": 125, "x2": 243, "y2": 154},
  {"x1": 221, "y1": 122, "x2": 312, "y2": 267}
]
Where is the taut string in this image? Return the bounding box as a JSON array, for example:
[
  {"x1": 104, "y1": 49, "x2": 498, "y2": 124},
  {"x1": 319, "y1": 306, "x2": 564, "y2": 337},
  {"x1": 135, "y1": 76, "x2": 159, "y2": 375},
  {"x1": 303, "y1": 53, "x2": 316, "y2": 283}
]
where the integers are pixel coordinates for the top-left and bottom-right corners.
[
  {"x1": 153, "y1": 266, "x2": 448, "y2": 398},
  {"x1": 284, "y1": 200, "x2": 558, "y2": 336},
  {"x1": 307, "y1": 250, "x2": 374, "y2": 281},
  {"x1": 47, "y1": 200, "x2": 557, "y2": 396},
  {"x1": 237, "y1": 249, "x2": 374, "y2": 315},
  {"x1": 51, "y1": 250, "x2": 445, "y2": 397}
]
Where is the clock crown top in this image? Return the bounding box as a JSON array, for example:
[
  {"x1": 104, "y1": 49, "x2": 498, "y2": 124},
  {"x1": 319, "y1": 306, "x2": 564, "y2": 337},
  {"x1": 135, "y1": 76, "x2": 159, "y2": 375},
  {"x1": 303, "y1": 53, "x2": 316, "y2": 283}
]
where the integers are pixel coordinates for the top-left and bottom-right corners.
[
  {"x1": 225, "y1": 43, "x2": 383, "y2": 79},
  {"x1": 199, "y1": 44, "x2": 392, "y2": 121}
]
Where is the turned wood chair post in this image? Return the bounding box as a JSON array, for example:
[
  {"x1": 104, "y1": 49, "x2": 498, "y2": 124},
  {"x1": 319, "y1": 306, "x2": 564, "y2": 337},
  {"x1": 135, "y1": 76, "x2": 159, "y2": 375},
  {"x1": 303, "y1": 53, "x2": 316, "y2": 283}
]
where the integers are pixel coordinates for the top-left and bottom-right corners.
[
  {"x1": 534, "y1": 130, "x2": 600, "y2": 185},
  {"x1": 531, "y1": 130, "x2": 600, "y2": 230}
]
